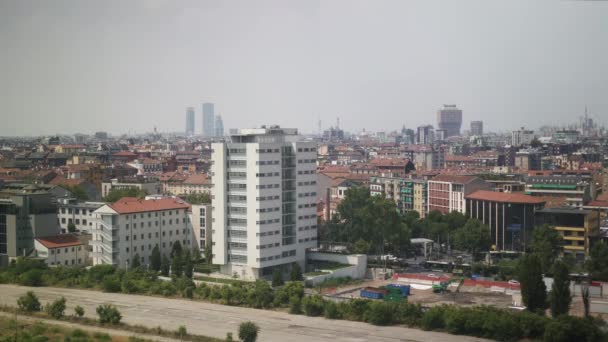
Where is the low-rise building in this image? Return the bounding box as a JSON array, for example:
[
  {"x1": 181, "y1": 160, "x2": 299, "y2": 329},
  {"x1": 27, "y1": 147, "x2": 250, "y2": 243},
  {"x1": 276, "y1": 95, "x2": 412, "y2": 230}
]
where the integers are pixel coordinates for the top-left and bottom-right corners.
[
  {"x1": 101, "y1": 177, "x2": 161, "y2": 198},
  {"x1": 34, "y1": 234, "x2": 88, "y2": 266},
  {"x1": 191, "y1": 203, "x2": 211, "y2": 253},
  {"x1": 536, "y1": 207, "x2": 600, "y2": 260},
  {"x1": 90, "y1": 197, "x2": 192, "y2": 268},
  {"x1": 56, "y1": 198, "x2": 105, "y2": 233},
  {"x1": 427, "y1": 175, "x2": 490, "y2": 214}
]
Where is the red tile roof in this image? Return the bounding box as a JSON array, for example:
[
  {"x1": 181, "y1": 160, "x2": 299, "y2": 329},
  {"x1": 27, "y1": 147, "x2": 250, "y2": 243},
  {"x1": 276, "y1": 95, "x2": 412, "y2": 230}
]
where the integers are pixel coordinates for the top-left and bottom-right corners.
[
  {"x1": 36, "y1": 234, "x2": 82, "y2": 249},
  {"x1": 184, "y1": 174, "x2": 210, "y2": 185},
  {"x1": 112, "y1": 151, "x2": 137, "y2": 157},
  {"x1": 586, "y1": 200, "x2": 608, "y2": 208},
  {"x1": 431, "y1": 174, "x2": 479, "y2": 184},
  {"x1": 466, "y1": 190, "x2": 546, "y2": 204},
  {"x1": 109, "y1": 197, "x2": 190, "y2": 214}
]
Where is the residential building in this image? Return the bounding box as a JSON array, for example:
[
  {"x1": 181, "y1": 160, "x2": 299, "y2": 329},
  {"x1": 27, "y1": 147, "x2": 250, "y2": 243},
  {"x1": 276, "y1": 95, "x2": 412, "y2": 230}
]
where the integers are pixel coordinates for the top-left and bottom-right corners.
[
  {"x1": 186, "y1": 107, "x2": 195, "y2": 136},
  {"x1": 90, "y1": 197, "x2": 192, "y2": 268},
  {"x1": 101, "y1": 177, "x2": 161, "y2": 198},
  {"x1": 470, "y1": 121, "x2": 483, "y2": 136},
  {"x1": 162, "y1": 173, "x2": 211, "y2": 195},
  {"x1": 511, "y1": 127, "x2": 535, "y2": 146},
  {"x1": 370, "y1": 176, "x2": 415, "y2": 214},
  {"x1": 191, "y1": 204, "x2": 211, "y2": 252},
  {"x1": 427, "y1": 175, "x2": 490, "y2": 214},
  {"x1": 34, "y1": 234, "x2": 88, "y2": 266},
  {"x1": 413, "y1": 181, "x2": 428, "y2": 218},
  {"x1": 211, "y1": 126, "x2": 317, "y2": 280},
  {"x1": 202, "y1": 103, "x2": 215, "y2": 138},
  {"x1": 515, "y1": 149, "x2": 542, "y2": 171},
  {"x1": 437, "y1": 104, "x2": 463, "y2": 137},
  {"x1": 416, "y1": 125, "x2": 434, "y2": 144},
  {"x1": 525, "y1": 174, "x2": 591, "y2": 208},
  {"x1": 536, "y1": 207, "x2": 600, "y2": 260},
  {"x1": 0, "y1": 184, "x2": 60, "y2": 260},
  {"x1": 57, "y1": 197, "x2": 105, "y2": 233},
  {"x1": 465, "y1": 190, "x2": 545, "y2": 251}
]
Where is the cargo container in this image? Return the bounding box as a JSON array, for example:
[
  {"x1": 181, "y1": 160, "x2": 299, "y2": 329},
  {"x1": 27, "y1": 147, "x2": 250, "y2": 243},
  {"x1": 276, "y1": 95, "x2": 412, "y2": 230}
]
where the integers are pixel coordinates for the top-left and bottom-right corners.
[
  {"x1": 385, "y1": 284, "x2": 411, "y2": 296},
  {"x1": 360, "y1": 287, "x2": 388, "y2": 300}
]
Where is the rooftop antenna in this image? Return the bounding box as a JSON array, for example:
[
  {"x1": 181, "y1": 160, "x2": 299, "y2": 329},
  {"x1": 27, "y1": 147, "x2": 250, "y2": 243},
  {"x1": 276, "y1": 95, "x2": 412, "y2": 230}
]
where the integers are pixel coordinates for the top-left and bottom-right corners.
[
  {"x1": 318, "y1": 117, "x2": 322, "y2": 135},
  {"x1": 336, "y1": 117, "x2": 340, "y2": 129}
]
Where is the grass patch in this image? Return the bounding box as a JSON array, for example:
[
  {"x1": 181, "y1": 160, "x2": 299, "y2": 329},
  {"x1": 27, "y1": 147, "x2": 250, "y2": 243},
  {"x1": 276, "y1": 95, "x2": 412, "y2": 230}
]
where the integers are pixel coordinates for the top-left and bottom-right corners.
[
  {"x1": 193, "y1": 264, "x2": 220, "y2": 274},
  {"x1": 193, "y1": 275, "x2": 251, "y2": 285}
]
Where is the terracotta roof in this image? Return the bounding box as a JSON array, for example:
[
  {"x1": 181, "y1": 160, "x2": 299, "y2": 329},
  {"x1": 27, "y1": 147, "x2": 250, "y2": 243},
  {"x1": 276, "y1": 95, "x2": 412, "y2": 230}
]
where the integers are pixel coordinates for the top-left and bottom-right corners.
[
  {"x1": 184, "y1": 174, "x2": 210, "y2": 185},
  {"x1": 49, "y1": 175, "x2": 86, "y2": 186},
  {"x1": 431, "y1": 174, "x2": 479, "y2": 184},
  {"x1": 36, "y1": 234, "x2": 82, "y2": 249},
  {"x1": 112, "y1": 151, "x2": 137, "y2": 157},
  {"x1": 586, "y1": 200, "x2": 608, "y2": 208},
  {"x1": 466, "y1": 190, "x2": 545, "y2": 204},
  {"x1": 109, "y1": 197, "x2": 190, "y2": 214}
]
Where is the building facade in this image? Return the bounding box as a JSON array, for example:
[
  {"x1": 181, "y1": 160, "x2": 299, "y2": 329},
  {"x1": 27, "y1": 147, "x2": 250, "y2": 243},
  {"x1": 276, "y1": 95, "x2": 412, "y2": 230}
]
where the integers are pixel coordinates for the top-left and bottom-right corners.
[
  {"x1": 470, "y1": 121, "x2": 483, "y2": 136},
  {"x1": 35, "y1": 234, "x2": 88, "y2": 266},
  {"x1": 202, "y1": 103, "x2": 215, "y2": 138},
  {"x1": 437, "y1": 104, "x2": 463, "y2": 137},
  {"x1": 90, "y1": 197, "x2": 192, "y2": 268},
  {"x1": 511, "y1": 127, "x2": 535, "y2": 146},
  {"x1": 536, "y1": 207, "x2": 600, "y2": 260},
  {"x1": 211, "y1": 126, "x2": 318, "y2": 280},
  {"x1": 427, "y1": 175, "x2": 489, "y2": 214},
  {"x1": 186, "y1": 107, "x2": 195, "y2": 136},
  {"x1": 101, "y1": 177, "x2": 161, "y2": 198},
  {"x1": 57, "y1": 198, "x2": 105, "y2": 233},
  {"x1": 191, "y1": 203, "x2": 211, "y2": 253}
]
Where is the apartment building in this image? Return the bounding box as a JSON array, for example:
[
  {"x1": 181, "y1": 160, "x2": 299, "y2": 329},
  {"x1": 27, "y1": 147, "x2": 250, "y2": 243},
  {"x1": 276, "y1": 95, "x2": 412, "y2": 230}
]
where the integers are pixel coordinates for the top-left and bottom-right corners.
[
  {"x1": 191, "y1": 203, "x2": 211, "y2": 252},
  {"x1": 101, "y1": 177, "x2": 161, "y2": 198},
  {"x1": 412, "y1": 180, "x2": 428, "y2": 218},
  {"x1": 57, "y1": 197, "x2": 105, "y2": 233},
  {"x1": 90, "y1": 197, "x2": 192, "y2": 268},
  {"x1": 211, "y1": 126, "x2": 318, "y2": 280},
  {"x1": 34, "y1": 234, "x2": 88, "y2": 266},
  {"x1": 427, "y1": 175, "x2": 489, "y2": 214}
]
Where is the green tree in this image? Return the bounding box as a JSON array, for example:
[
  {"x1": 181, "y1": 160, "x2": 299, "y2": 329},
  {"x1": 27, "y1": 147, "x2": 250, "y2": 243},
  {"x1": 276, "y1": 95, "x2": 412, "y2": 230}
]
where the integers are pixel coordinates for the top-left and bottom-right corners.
[
  {"x1": 161, "y1": 255, "x2": 170, "y2": 277},
  {"x1": 74, "y1": 305, "x2": 85, "y2": 318},
  {"x1": 352, "y1": 239, "x2": 370, "y2": 254},
  {"x1": 549, "y1": 260, "x2": 571, "y2": 317},
  {"x1": 204, "y1": 245, "x2": 213, "y2": 264},
  {"x1": 171, "y1": 253, "x2": 183, "y2": 277},
  {"x1": 238, "y1": 321, "x2": 260, "y2": 342},
  {"x1": 272, "y1": 268, "x2": 284, "y2": 287},
  {"x1": 103, "y1": 187, "x2": 147, "y2": 202},
  {"x1": 302, "y1": 295, "x2": 325, "y2": 316},
  {"x1": 17, "y1": 291, "x2": 41, "y2": 312},
  {"x1": 290, "y1": 263, "x2": 303, "y2": 281},
  {"x1": 63, "y1": 184, "x2": 89, "y2": 201},
  {"x1": 183, "y1": 250, "x2": 193, "y2": 279},
  {"x1": 453, "y1": 219, "x2": 491, "y2": 260},
  {"x1": 183, "y1": 193, "x2": 211, "y2": 204},
  {"x1": 530, "y1": 225, "x2": 563, "y2": 273},
  {"x1": 96, "y1": 304, "x2": 122, "y2": 324},
  {"x1": 171, "y1": 241, "x2": 183, "y2": 258},
  {"x1": 150, "y1": 246, "x2": 161, "y2": 272},
  {"x1": 45, "y1": 297, "x2": 67, "y2": 319},
  {"x1": 518, "y1": 254, "x2": 547, "y2": 312},
  {"x1": 67, "y1": 222, "x2": 77, "y2": 233},
  {"x1": 586, "y1": 241, "x2": 608, "y2": 281},
  {"x1": 131, "y1": 253, "x2": 141, "y2": 269}
]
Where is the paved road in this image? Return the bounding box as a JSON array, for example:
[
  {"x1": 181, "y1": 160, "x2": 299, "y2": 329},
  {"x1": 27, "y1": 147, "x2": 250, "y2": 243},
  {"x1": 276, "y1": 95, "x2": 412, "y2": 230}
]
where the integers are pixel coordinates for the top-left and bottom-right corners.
[{"x1": 0, "y1": 285, "x2": 488, "y2": 342}]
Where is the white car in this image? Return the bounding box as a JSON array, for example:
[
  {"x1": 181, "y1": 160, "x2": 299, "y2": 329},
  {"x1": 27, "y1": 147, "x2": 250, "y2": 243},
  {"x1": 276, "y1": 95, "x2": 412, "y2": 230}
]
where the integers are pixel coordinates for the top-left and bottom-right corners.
[
  {"x1": 427, "y1": 273, "x2": 440, "y2": 279},
  {"x1": 508, "y1": 279, "x2": 520, "y2": 285}
]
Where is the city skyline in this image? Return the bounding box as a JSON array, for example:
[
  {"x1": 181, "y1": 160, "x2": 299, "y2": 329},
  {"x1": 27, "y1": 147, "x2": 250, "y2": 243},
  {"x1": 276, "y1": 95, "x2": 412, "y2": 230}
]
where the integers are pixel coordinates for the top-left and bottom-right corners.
[{"x1": 1, "y1": 1, "x2": 607, "y2": 136}]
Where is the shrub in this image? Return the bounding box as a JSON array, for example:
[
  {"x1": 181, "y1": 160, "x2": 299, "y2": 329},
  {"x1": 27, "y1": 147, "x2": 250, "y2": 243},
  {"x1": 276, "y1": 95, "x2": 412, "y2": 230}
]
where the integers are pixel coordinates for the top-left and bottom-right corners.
[
  {"x1": 302, "y1": 295, "x2": 324, "y2": 316},
  {"x1": 290, "y1": 263, "x2": 303, "y2": 281},
  {"x1": 289, "y1": 295, "x2": 302, "y2": 314},
  {"x1": 272, "y1": 269, "x2": 284, "y2": 287},
  {"x1": 45, "y1": 297, "x2": 66, "y2": 319},
  {"x1": 274, "y1": 281, "x2": 304, "y2": 306},
  {"x1": 74, "y1": 305, "x2": 85, "y2": 318},
  {"x1": 102, "y1": 275, "x2": 121, "y2": 293},
  {"x1": 338, "y1": 299, "x2": 369, "y2": 321},
  {"x1": 17, "y1": 291, "x2": 41, "y2": 312},
  {"x1": 96, "y1": 304, "x2": 122, "y2": 324},
  {"x1": 323, "y1": 300, "x2": 340, "y2": 319},
  {"x1": 365, "y1": 301, "x2": 395, "y2": 326},
  {"x1": 19, "y1": 269, "x2": 44, "y2": 287},
  {"x1": 238, "y1": 321, "x2": 260, "y2": 342},
  {"x1": 395, "y1": 302, "x2": 423, "y2": 326},
  {"x1": 420, "y1": 305, "x2": 448, "y2": 331},
  {"x1": 543, "y1": 315, "x2": 605, "y2": 342}
]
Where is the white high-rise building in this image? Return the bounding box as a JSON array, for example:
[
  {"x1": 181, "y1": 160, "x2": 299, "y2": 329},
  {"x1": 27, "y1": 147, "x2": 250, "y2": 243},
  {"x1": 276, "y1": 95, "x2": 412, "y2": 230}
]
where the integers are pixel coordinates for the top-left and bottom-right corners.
[
  {"x1": 511, "y1": 127, "x2": 535, "y2": 146},
  {"x1": 211, "y1": 126, "x2": 318, "y2": 280}
]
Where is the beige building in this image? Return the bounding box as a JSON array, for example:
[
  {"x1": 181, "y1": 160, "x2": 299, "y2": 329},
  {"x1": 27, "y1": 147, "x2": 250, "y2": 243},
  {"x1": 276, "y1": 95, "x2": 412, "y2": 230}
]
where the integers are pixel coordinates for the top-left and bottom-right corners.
[
  {"x1": 162, "y1": 174, "x2": 211, "y2": 195},
  {"x1": 35, "y1": 234, "x2": 88, "y2": 266},
  {"x1": 191, "y1": 204, "x2": 212, "y2": 253},
  {"x1": 413, "y1": 181, "x2": 427, "y2": 218}
]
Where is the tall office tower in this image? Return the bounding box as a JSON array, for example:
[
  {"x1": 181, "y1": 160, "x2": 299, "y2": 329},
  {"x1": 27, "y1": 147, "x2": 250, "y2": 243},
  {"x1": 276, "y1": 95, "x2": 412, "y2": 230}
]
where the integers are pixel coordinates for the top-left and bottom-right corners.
[
  {"x1": 215, "y1": 115, "x2": 224, "y2": 137},
  {"x1": 202, "y1": 103, "x2": 215, "y2": 137},
  {"x1": 437, "y1": 104, "x2": 463, "y2": 137},
  {"x1": 416, "y1": 125, "x2": 434, "y2": 144},
  {"x1": 470, "y1": 121, "x2": 483, "y2": 136},
  {"x1": 211, "y1": 126, "x2": 317, "y2": 280},
  {"x1": 185, "y1": 107, "x2": 195, "y2": 136}
]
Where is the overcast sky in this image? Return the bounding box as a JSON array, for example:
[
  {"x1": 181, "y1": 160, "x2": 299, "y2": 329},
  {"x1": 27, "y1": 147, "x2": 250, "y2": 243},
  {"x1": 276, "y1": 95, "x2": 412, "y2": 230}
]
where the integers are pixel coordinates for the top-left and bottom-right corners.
[{"x1": 1, "y1": 0, "x2": 607, "y2": 136}]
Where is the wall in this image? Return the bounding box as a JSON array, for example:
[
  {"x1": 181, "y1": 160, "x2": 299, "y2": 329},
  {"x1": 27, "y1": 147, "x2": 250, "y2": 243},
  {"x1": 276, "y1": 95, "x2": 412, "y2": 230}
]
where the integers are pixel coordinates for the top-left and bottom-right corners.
[{"x1": 305, "y1": 252, "x2": 367, "y2": 286}]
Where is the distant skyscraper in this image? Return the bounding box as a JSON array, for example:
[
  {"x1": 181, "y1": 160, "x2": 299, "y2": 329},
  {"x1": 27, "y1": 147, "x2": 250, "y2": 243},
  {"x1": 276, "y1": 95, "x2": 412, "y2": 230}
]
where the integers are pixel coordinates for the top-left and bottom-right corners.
[
  {"x1": 202, "y1": 103, "x2": 215, "y2": 137},
  {"x1": 185, "y1": 107, "x2": 195, "y2": 136},
  {"x1": 437, "y1": 104, "x2": 463, "y2": 137},
  {"x1": 416, "y1": 125, "x2": 434, "y2": 144},
  {"x1": 470, "y1": 121, "x2": 483, "y2": 136},
  {"x1": 215, "y1": 115, "x2": 224, "y2": 137}
]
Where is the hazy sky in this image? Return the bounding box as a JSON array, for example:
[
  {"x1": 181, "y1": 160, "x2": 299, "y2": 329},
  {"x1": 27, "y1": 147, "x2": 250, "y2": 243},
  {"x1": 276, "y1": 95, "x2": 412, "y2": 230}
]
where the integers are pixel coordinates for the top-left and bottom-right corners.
[{"x1": 1, "y1": 0, "x2": 607, "y2": 136}]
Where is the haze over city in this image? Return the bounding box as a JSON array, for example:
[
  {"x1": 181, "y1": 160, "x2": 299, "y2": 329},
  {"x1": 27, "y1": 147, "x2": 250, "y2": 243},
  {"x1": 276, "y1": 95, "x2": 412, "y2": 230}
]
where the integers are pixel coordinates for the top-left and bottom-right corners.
[{"x1": 1, "y1": 0, "x2": 607, "y2": 136}]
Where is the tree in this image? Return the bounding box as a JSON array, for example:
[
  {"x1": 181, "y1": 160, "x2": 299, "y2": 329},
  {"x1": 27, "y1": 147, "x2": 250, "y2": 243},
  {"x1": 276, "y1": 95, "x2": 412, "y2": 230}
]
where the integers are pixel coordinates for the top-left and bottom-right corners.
[
  {"x1": 63, "y1": 184, "x2": 89, "y2": 201},
  {"x1": 172, "y1": 253, "x2": 183, "y2": 277},
  {"x1": 131, "y1": 253, "x2": 141, "y2": 269},
  {"x1": 238, "y1": 321, "x2": 260, "y2": 342},
  {"x1": 182, "y1": 193, "x2": 211, "y2": 205},
  {"x1": 586, "y1": 241, "x2": 608, "y2": 281},
  {"x1": 150, "y1": 246, "x2": 161, "y2": 272},
  {"x1": 352, "y1": 239, "x2": 371, "y2": 254},
  {"x1": 171, "y1": 241, "x2": 183, "y2": 258},
  {"x1": 290, "y1": 263, "x2": 303, "y2": 281},
  {"x1": 103, "y1": 187, "x2": 147, "y2": 203},
  {"x1": 549, "y1": 260, "x2": 571, "y2": 317},
  {"x1": 177, "y1": 325, "x2": 187, "y2": 341},
  {"x1": 272, "y1": 268, "x2": 284, "y2": 287},
  {"x1": 530, "y1": 225, "x2": 562, "y2": 274},
  {"x1": 46, "y1": 297, "x2": 67, "y2": 319},
  {"x1": 225, "y1": 332, "x2": 234, "y2": 342},
  {"x1": 453, "y1": 219, "x2": 491, "y2": 260},
  {"x1": 67, "y1": 222, "x2": 77, "y2": 233},
  {"x1": 518, "y1": 254, "x2": 547, "y2": 312},
  {"x1": 96, "y1": 304, "x2": 122, "y2": 324},
  {"x1": 183, "y1": 250, "x2": 193, "y2": 279},
  {"x1": 204, "y1": 245, "x2": 213, "y2": 265},
  {"x1": 17, "y1": 291, "x2": 41, "y2": 312},
  {"x1": 74, "y1": 305, "x2": 85, "y2": 318},
  {"x1": 161, "y1": 255, "x2": 170, "y2": 277}
]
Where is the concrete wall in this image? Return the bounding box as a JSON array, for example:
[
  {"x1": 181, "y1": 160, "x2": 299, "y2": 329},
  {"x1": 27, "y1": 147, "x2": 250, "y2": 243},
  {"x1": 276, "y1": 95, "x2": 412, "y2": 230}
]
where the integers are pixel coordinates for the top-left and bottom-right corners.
[{"x1": 305, "y1": 253, "x2": 367, "y2": 286}]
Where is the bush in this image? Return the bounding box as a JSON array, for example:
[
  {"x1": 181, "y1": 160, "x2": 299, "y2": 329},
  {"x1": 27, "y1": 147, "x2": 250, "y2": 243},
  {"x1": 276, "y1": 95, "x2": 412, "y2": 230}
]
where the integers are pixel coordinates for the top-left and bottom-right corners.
[
  {"x1": 323, "y1": 300, "x2": 340, "y2": 319},
  {"x1": 45, "y1": 297, "x2": 66, "y2": 319},
  {"x1": 290, "y1": 263, "x2": 303, "y2": 281},
  {"x1": 420, "y1": 305, "x2": 448, "y2": 331},
  {"x1": 543, "y1": 315, "x2": 605, "y2": 342},
  {"x1": 17, "y1": 291, "x2": 41, "y2": 312},
  {"x1": 74, "y1": 305, "x2": 85, "y2": 318},
  {"x1": 302, "y1": 295, "x2": 324, "y2": 316},
  {"x1": 19, "y1": 269, "x2": 44, "y2": 286},
  {"x1": 289, "y1": 296, "x2": 302, "y2": 314},
  {"x1": 338, "y1": 299, "x2": 369, "y2": 321},
  {"x1": 102, "y1": 275, "x2": 121, "y2": 293},
  {"x1": 273, "y1": 281, "x2": 304, "y2": 306},
  {"x1": 365, "y1": 301, "x2": 395, "y2": 326},
  {"x1": 272, "y1": 269, "x2": 284, "y2": 287},
  {"x1": 96, "y1": 304, "x2": 122, "y2": 324},
  {"x1": 238, "y1": 321, "x2": 260, "y2": 342},
  {"x1": 395, "y1": 302, "x2": 423, "y2": 326}
]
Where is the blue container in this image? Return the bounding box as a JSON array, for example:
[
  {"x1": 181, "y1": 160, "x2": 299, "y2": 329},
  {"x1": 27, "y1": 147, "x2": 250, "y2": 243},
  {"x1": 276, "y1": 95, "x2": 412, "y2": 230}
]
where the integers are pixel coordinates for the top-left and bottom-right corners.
[
  {"x1": 386, "y1": 284, "x2": 411, "y2": 296},
  {"x1": 360, "y1": 289, "x2": 384, "y2": 299}
]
